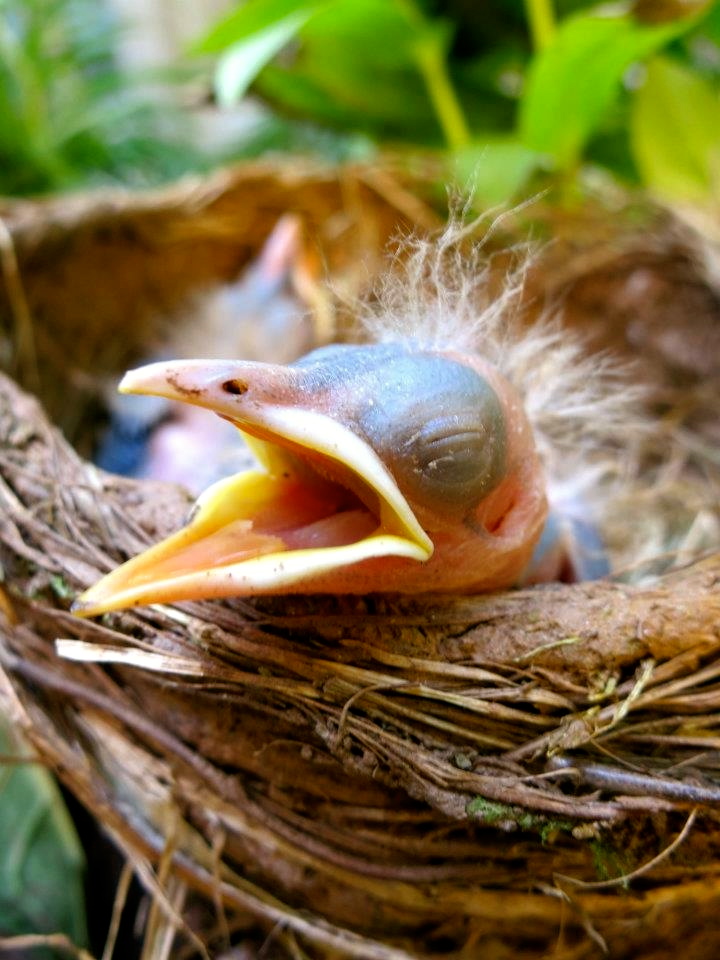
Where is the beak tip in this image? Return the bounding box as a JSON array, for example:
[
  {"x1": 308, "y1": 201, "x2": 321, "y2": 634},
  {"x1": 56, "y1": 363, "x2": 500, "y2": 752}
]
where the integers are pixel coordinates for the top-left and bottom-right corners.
[
  {"x1": 70, "y1": 598, "x2": 91, "y2": 618},
  {"x1": 71, "y1": 591, "x2": 106, "y2": 618},
  {"x1": 118, "y1": 369, "x2": 143, "y2": 395}
]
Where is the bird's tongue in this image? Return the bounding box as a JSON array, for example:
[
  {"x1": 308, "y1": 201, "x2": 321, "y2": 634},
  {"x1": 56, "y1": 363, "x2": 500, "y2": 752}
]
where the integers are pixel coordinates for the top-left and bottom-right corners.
[{"x1": 126, "y1": 477, "x2": 375, "y2": 586}]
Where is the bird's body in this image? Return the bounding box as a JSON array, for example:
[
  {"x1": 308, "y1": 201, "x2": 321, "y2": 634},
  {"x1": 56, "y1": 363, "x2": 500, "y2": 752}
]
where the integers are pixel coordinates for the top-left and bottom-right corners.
[{"x1": 75, "y1": 221, "x2": 629, "y2": 617}]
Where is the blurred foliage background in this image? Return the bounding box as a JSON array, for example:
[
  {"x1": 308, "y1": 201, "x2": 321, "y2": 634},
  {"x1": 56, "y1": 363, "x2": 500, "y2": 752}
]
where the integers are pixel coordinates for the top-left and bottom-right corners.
[{"x1": 1, "y1": 0, "x2": 719, "y2": 209}]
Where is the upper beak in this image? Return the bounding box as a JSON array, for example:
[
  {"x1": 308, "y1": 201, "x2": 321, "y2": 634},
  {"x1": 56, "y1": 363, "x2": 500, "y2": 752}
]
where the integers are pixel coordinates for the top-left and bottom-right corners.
[{"x1": 73, "y1": 358, "x2": 433, "y2": 616}]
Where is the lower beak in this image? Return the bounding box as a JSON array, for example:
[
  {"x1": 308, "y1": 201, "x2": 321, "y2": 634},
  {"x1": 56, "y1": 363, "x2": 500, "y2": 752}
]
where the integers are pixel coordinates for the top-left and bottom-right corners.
[{"x1": 73, "y1": 360, "x2": 432, "y2": 616}]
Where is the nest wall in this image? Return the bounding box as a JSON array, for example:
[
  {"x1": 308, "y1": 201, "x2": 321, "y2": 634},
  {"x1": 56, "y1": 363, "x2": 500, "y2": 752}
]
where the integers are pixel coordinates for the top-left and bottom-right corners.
[{"x1": 2, "y1": 161, "x2": 720, "y2": 959}]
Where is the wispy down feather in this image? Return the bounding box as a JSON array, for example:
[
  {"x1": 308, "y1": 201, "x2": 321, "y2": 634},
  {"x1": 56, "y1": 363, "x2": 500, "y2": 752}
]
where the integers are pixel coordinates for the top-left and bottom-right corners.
[{"x1": 356, "y1": 214, "x2": 649, "y2": 532}]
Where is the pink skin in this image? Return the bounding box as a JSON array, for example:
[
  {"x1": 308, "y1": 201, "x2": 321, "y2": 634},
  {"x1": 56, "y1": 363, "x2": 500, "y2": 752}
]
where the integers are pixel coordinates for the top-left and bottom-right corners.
[{"x1": 277, "y1": 351, "x2": 547, "y2": 595}]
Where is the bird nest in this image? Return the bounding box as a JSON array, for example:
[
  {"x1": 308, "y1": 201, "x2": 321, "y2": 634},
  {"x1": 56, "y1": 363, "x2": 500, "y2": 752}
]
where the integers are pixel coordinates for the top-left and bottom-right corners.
[{"x1": 2, "y1": 161, "x2": 720, "y2": 959}]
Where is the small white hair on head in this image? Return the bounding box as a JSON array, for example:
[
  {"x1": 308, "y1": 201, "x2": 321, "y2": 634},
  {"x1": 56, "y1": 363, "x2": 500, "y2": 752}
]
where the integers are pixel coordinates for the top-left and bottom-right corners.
[{"x1": 357, "y1": 207, "x2": 649, "y2": 531}]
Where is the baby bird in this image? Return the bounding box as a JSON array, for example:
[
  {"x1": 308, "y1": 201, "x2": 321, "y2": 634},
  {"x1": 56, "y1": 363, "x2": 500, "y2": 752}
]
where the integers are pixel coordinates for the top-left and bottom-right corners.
[
  {"x1": 75, "y1": 222, "x2": 626, "y2": 617},
  {"x1": 95, "y1": 214, "x2": 324, "y2": 493}
]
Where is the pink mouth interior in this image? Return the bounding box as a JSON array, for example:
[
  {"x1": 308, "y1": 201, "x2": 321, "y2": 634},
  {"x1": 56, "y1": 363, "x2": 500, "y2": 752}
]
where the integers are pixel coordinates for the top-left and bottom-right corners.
[{"x1": 131, "y1": 478, "x2": 378, "y2": 584}]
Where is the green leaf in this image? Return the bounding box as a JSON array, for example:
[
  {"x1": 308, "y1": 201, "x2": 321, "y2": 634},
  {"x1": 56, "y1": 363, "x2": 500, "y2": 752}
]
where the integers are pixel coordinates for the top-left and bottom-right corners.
[
  {"x1": 631, "y1": 55, "x2": 720, "y2": 202},
  {"x1": 519, "y1": 8, "x2": 694, "y2": 170},
  {"x1": 255, "y1": 0, "x2": 444, "y2": 140},
  {"x1": 0, "y1": 719, "x2": 87, "y2": 956},
  {"x1": 215, "y1": 13, "x2": 309, "y2": 106},
  {"x1": 194, "y1": 0, "x2": 329, "y2": 54},
  {"x1": 453, "y1": 139, "x2": 541, "y2": 205}
]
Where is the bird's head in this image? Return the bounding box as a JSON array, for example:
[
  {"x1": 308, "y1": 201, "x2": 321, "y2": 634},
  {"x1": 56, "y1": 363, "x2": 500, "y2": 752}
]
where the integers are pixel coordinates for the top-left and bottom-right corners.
[{"x1": 73, "y1": 341, "x2": 547, "y2": 616}]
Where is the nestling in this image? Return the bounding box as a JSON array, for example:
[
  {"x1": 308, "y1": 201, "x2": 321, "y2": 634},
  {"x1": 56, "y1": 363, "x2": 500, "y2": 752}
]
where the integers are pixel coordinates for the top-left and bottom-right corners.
[{"x1": 74, "y1": 221, "x2": 630, "y2": 616}]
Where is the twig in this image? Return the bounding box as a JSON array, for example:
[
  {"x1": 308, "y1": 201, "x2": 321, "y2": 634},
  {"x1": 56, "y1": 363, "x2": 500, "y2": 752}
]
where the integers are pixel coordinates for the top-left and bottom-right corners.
[
  {"x1": 0, "y1": 216, "x2": 38, "y2": 390},
  {"x1": 101, "y1": 860, "x2": 134, "y2": 960},
  {"x1": 557, "y1": 807, "x2": 698, "y2": 890},
  {"x1": 0, "y1": 934, "x2": 96, "y2": 959}
]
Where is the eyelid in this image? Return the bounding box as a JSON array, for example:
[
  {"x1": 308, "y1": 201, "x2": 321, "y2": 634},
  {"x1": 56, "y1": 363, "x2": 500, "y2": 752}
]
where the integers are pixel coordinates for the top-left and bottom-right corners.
[
  {"x1": 296, "y1": 344, "x2": 509, "y2": 521},
  {"x1": 385, "y1": 404, "x2": 507, "y2": 521}
]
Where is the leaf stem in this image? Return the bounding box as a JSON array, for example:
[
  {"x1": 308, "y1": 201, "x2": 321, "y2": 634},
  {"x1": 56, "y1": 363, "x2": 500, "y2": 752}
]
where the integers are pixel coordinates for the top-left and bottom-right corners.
[
  {"x1": 395, "y1": 0, "x2": 470, "y2": 150},
  {"x1": 524, "y1": 0, "x2": 556, "y2": 52},
  {"x1": 414, "y1": 36, "x2": 471, "y2": 149}
]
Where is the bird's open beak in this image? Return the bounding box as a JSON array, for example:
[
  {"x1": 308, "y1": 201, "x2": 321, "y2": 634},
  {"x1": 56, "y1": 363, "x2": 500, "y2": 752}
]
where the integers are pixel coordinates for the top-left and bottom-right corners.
[{"x1": 73, "y1": 359, "x2": 433, "y2": 616}]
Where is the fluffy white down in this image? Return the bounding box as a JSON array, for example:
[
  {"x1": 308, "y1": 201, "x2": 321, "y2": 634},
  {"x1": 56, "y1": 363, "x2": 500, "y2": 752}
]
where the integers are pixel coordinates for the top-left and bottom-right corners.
[{"x1": 356, "y1": 214, "x2": 649, "y2": 530}]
